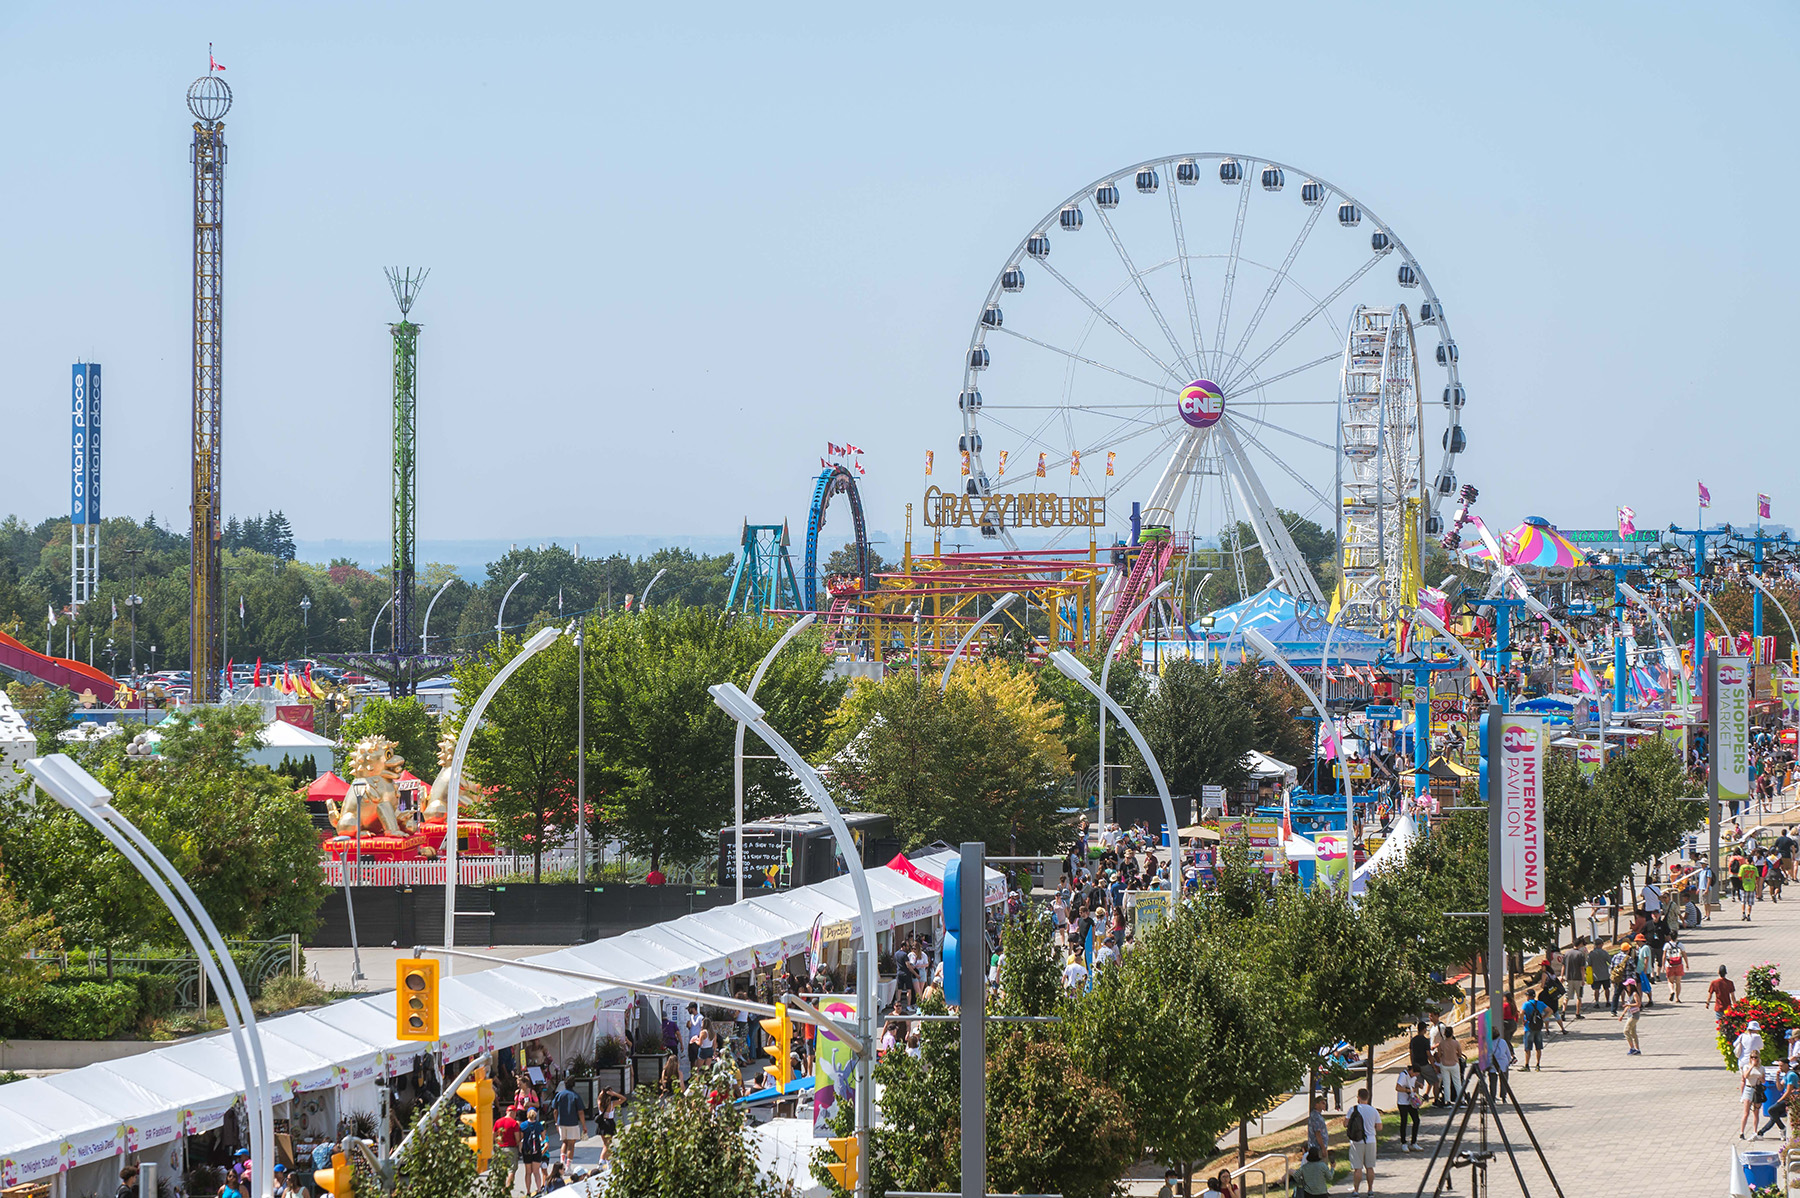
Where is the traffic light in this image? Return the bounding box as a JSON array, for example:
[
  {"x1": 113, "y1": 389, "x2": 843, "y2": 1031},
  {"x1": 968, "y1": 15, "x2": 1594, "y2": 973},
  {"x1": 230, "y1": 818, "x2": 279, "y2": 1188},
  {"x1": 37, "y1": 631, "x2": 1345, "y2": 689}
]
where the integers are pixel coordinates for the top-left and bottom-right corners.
[
  {"x1": 823, "y1": 1134, "x2": 859, "y2": 1189},
  {"x1": 396, "y1": 957, "x2": 439, "y2": 1042},
  {"x1": 457, "y1": 1067, "x2": 496, "y2": 1170},
  {"x1": 312, "y1": 1152, "x2": 352, "y2": 1198},
  {"x1": 759, "y1": 1003, "x2": 793, "y2": 1092}
]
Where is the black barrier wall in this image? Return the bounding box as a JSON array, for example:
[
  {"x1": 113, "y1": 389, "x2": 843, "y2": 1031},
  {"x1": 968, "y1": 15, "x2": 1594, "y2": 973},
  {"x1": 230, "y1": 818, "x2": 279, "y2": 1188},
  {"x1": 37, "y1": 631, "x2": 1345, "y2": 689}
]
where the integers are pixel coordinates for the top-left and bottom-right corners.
[{"x1": 308, "y1": 883, "x2": 738, "y2": 947}]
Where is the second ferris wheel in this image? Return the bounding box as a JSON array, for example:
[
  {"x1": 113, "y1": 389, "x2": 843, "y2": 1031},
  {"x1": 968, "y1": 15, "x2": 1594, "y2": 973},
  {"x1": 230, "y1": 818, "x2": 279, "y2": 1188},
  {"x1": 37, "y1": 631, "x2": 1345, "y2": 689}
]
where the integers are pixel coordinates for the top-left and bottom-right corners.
[{"x1": 955, "y1": 152, "x2": 1470, "y2": 634}]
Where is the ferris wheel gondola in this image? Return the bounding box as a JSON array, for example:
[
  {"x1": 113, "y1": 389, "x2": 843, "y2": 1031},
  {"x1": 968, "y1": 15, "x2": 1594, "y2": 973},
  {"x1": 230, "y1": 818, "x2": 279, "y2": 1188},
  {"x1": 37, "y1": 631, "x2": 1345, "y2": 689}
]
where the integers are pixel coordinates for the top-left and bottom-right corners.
[{"x1": 955, "y1": 153, "x2": 1469, "y2": 632}]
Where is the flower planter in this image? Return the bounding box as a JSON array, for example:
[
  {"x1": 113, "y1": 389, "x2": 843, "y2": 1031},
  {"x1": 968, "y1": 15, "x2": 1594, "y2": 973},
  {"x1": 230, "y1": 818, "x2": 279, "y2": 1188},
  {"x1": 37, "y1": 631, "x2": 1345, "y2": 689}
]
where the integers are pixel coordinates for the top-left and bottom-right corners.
[{"x1": 633, "y1": 1051, "x2": 668, "y2": 1088}]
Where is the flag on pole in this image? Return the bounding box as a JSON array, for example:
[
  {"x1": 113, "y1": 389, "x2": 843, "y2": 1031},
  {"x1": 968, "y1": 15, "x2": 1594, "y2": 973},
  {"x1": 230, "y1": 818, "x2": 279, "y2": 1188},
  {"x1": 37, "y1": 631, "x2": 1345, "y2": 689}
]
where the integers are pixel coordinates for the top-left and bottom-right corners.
[
  {"x1": 1698, "y1": 480, "x2": 1711, "y2": 508},
  {"x1": 997, "y1": 450, "x2": 1009, "y2": 476},
  {"x1": 1320, "y1": 718, "x2": 1340, "y2": 760},
  {"x1": 239, "y1": 595, "x2": 246, "y2": 624},
  {"x1": 558, "y1": 587, "x2": 564, "y2": 613},
  {"x1": 1036, "y1": 453, "x2": 1047, "y2": 478},
  {"x1": 1571, "y1": 658, "x2": 1599, "y2": 696},
  {"x1": 112, "y1": 598, "x2": 118, "y2": 620},
  {"x1": 854, "y1": 460, "x2": 865, "y2": 475},
  {"x1": 960, "y1": 450, "x2": 970, "y2": 476},
  {"x1": 1106, "y1": 451, "x2": 1115, "y2": 477},
  {"x1": 1070, "y1": 449, "x2": 1081, "y2": 476},
  {"x1": 47, "y1": 603, "x2": 56, "y2": 627},
  {"x1": 253, "y1": 658, "x2": 263, "y2": 688},
  {"x1": 1617, "y1": 505, "x2": 1636, "y2": 537},
  {"x1": 1394, "y1": 617, "x2": 1411, "y2": 658},
  {"x1": 924, "y1": 450, "x2": 933, "y2": 476},
  {"x1": 1760, "y1": 493, "x2": 1772, "y2": 519},
  {"x1": 846, "y1": 444, "x2": 863, "y2": 455},
  {"x1": 1280, "y1": 789, "x2": 1293, "y2": 843},
  {"x1": 209, "y1": 43, "x2": 226, "y2": 71}
]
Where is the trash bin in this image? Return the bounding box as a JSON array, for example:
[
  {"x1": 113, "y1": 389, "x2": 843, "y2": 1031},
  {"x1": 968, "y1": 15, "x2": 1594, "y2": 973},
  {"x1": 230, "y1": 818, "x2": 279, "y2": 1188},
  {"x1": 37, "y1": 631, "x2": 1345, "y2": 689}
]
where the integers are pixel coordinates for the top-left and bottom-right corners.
[{"x1": 1741, "y1": 1149, "x2": 1779, "y2": 1188}]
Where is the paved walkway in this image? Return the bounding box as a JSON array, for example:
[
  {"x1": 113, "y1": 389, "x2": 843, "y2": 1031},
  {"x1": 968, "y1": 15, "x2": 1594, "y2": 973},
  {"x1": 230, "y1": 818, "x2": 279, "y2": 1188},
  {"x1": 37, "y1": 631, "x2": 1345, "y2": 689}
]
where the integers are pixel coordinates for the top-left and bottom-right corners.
[{"x1": 1364, "y1": 889, "x2": 1794, "y2": 1197}]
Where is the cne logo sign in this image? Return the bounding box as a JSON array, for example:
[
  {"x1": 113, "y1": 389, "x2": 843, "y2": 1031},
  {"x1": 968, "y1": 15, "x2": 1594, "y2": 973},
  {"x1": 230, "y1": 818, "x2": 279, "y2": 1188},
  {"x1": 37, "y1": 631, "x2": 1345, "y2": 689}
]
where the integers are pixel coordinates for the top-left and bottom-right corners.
[
  {"x1": 1178, "y1": 379, "x2": 1225, "y2": 428},
  {"x1": 1719, "y1": 662, "x2": 1746, "y2": 686},
  {"x1": 1501, "y1": 725, "x2": 1538, "y2": 753}
]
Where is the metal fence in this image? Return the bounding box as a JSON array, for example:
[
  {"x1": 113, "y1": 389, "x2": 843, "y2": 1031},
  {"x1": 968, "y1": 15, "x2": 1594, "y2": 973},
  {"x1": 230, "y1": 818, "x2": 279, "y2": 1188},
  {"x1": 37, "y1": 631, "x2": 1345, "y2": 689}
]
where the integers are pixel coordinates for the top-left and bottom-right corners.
[
  {"x1": 322, "y1": 850, "x2": 582, "y2": 888},
  {"x1": 60, "y1": 935, "x2": 300, "y2": 1008}
]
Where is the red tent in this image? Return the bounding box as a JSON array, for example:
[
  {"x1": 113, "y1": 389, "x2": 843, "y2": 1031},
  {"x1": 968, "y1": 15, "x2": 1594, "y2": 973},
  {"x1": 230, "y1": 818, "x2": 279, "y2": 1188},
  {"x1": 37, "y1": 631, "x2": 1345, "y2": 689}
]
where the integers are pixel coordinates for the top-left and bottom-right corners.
[{"x1": 307, "y1": 772, "x2": 349, "y2": 801}]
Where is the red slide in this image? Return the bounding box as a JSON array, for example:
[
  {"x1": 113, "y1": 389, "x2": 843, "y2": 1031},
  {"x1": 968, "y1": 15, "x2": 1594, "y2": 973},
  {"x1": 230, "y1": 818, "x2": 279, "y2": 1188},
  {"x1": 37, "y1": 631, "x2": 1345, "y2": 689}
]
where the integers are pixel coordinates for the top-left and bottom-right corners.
[{"x1": 0, "y1": 628, "x2": 119, "y2": 704}]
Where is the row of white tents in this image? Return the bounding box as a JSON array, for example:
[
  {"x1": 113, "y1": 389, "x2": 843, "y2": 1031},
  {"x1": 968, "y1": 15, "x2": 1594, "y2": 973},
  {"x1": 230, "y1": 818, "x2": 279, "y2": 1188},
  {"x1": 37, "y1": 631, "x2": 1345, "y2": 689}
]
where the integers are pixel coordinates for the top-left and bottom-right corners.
[{"x1": 0, "y1": 850, "x2": 1004, "y2": 1193}]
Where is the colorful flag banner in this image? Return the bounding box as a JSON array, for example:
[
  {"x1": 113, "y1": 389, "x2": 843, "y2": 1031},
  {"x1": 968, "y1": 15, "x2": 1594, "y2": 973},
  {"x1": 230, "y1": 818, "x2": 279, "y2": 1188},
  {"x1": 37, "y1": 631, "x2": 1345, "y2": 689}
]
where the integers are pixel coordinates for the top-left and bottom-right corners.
[
  {"x1": 924, "y1": 450, "x2": 933, "y2": 476},
  {"x1": 1760, "y1": 493, "x2": 1772, "y2": 519},
  {"x1": 997, "y1": 450, "x2": 1009, "y2": 476},
  {"x1": 1069, "y1": 449, "x2": 1081, "y2": 476},
  {"x1": 1417, "y1": 585, "x2": 1448, "y2": 624},
  {"x1": 1571, "y1": 658, "x2": 1600, "y2": 696},
  {"x1": 1036, "y1": 452, "x2": 1047, "y2": 478},
  {"x1": 1699, "y1": 480, "x2": 1711, "y2": 508},
  {"x1": 959, "y1": 450, "x2": 970, "y2": 476},
  {"x1": 1617, "y1": 505, "x2": 1635, "y2": 537}
]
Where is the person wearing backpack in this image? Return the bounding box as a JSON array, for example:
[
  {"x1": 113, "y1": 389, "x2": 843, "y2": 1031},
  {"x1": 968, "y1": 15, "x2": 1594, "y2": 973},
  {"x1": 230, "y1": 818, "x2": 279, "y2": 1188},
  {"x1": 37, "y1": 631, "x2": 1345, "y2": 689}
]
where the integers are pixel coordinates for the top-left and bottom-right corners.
[
  {"x1": 1519, "y1": 991, "x2": 1550, "y2": 1071},
  {"x1": 1344, "y1": 1087, "x2": 1380, "y2": 1195}
]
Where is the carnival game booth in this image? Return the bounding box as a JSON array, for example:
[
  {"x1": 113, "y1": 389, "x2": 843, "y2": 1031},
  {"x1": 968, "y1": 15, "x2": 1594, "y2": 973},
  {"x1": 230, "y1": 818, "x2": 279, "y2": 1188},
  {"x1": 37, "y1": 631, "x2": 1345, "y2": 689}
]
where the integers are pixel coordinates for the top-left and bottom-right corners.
[{"x1": 0, "y1": 850, "x2": 1007, "y2": 1196}]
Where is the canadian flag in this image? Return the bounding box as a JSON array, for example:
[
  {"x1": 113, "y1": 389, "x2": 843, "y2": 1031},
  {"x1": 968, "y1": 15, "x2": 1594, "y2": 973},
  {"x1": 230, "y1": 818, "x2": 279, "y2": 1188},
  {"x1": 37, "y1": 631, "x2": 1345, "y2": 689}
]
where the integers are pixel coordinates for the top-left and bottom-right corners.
[{"x1": 846, "y1": 444, "x2": 863, "y2": 455}]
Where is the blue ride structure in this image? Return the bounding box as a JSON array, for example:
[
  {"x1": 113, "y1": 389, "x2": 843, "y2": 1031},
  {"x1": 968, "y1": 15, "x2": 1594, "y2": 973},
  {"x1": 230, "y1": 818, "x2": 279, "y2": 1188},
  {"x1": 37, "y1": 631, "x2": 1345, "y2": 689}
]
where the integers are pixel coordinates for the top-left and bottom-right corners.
[
  {"x1": 804, "y1": 465, "x2": 872, "y2": 611},
  {"x1": 726, "y1": 521, "x2": 803, "y2": 622}
]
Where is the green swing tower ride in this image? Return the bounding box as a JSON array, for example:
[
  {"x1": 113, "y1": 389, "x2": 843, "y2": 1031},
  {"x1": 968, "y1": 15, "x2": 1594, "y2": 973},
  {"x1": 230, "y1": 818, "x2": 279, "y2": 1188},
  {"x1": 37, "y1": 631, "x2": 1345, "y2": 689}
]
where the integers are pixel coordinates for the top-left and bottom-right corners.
[{"x1": 387, "y1": 267, "x2": 427, "y2": 693}]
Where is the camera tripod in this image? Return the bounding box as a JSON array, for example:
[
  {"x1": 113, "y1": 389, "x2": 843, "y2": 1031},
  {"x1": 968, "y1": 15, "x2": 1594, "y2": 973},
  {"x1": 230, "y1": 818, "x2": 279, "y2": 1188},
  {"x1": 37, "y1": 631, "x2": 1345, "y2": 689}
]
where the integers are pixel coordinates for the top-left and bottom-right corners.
[{"x1": 1413, "y1": 1065, "x2": 1565, "y2": 1198}]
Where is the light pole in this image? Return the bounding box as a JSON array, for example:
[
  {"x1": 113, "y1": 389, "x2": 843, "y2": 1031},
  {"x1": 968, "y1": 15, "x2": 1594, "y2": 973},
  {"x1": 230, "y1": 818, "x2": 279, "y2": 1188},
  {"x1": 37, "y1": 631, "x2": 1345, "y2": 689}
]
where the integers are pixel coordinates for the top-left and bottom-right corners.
[
  {"x1": 369, "y1": 595, "x2": 393, "y2": 655},
  {"x1": 1049, "y1": 650, "x2": 1184, "y2": 889},
  {"x1": 420, "y1": 576, "x2": 458, "y2": 654},
  {"x1": 444, "y1": 625, "x2": 562, "y2": 971},
  {"x1": 1244, "y1": 627, "x2": 1358, "y2": 872},
  {"x1": 733, "y1": 613, "x2": 817, "y2": 901},
  {"x1": 299, "y1": 595, "x2": 311, "y2": 658},
  {"x1": 1096, "y1": 580, "x2": 1176, "y2": 830},
  {"x1": 639, "y1": 567, "x2": 668, "y2": 609},
  {"x1": 124, "y1": 547, "x2": 144, "y2": 678},
  {"x1": 495, "y1": 571, "x2": 529, "y2": 647},
  {"x1": 25, "y1": 755, "x2": 274, "y2": 1198},
  {"x1": 940, "y1": 592, "x2": 1018, "y2": 691},
  {"x1": 708, "y1": 681, "x2": 878, "y2": 1198}
]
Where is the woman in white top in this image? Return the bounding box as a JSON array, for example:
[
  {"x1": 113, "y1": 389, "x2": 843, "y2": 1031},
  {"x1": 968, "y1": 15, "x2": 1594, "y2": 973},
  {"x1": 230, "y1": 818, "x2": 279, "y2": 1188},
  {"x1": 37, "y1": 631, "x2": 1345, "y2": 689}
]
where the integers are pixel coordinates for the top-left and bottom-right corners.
[{"x1": 1741, "y1": 1052, "x2": 1767, "y2": 1138}]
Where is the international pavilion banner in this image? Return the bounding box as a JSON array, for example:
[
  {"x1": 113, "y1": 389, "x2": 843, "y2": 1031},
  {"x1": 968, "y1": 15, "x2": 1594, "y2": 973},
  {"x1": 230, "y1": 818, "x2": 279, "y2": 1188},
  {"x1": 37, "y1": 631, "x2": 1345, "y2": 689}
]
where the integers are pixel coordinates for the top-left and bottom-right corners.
[
  {"x1": 1714, "y1": 656, "x2": 1751, "y2": 808},
  {"x1": 1496, "y1": 714, "x2": 1546, "y2": 915}
]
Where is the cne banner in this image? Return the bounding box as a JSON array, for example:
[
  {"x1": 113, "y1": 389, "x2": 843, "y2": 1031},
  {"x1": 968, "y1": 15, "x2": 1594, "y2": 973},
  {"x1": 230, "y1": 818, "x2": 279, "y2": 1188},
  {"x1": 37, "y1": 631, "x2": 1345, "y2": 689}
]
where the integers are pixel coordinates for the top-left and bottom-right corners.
[{"x1": 1496, "y1": 713, "x2": 1547, "y2": 915}]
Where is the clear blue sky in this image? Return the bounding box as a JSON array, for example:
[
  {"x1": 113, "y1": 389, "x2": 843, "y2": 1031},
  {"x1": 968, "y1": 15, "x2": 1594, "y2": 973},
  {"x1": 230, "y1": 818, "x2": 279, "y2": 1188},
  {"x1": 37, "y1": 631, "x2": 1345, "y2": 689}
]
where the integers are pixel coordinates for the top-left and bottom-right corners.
[{"x1": 1, "y1": 1, "x2": 1795, "y2": 548}]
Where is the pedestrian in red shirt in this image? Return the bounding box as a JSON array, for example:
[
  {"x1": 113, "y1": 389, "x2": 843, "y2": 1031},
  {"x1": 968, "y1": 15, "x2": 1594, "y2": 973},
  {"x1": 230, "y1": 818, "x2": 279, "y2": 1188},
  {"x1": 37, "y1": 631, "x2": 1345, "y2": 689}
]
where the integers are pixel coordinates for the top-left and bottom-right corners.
[
  {"x1": 493, "y1": 1105, "x2": 523, "y2": 1185},
  {"x1": 1708, "y1": 965, "x2": 1737, "y2": 1013}
]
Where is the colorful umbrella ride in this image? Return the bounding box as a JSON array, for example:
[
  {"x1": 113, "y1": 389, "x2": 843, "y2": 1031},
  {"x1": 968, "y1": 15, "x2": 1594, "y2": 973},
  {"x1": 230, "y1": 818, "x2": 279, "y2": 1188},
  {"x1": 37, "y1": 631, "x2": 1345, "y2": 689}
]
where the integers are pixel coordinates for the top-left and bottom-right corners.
[{"x1": 1466, "y1": 516, "x2": 1587, "y2": 569}]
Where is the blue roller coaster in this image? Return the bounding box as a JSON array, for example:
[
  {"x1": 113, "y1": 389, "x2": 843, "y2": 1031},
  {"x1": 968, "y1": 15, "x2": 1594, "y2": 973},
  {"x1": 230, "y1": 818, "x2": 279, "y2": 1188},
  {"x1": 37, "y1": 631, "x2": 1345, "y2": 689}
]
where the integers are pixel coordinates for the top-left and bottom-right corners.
[{"x1": 804, "y1": 464, "x2": 872, "y2": 610}]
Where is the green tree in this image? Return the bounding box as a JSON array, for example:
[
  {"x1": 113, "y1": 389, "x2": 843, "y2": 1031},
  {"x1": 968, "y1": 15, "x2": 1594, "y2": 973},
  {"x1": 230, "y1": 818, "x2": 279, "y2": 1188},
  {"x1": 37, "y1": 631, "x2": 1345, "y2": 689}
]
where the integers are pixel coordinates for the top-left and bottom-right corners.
[
  {"x1": 827, "y1": 673, "x2": 1071, "y2": 854},
  {"x1": 0, "y1": 858, "x2": 59, "y2": 1006},
  {"x1": 603, "y1": 1059, "x2": 777, "y2": 1198},
  {"x1": 7, "y1": 682, "x2": 76, "y2": 754},
  {"x1": 1118, "y1": 659, "x2": 1257, "y2": 797},
  {"x1": 393, "y1": 1097, "x2": 510, "y2": 1198},
  {"x1": 336, "y1": 696, "x2": 440, "y2": 780},
  {"x1": 0, "y1": 708, "x2": 328, "y2": 947}
]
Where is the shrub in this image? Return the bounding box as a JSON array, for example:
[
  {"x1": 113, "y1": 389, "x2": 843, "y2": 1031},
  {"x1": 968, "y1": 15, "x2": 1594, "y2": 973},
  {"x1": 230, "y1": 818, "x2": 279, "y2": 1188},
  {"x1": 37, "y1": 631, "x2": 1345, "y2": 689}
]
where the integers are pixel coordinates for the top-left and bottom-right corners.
[
  {"x1": 256, "y1": 974, "x2": 329, "y2": 1015},
  {"x1": 1746, "y1": 962, "x2": 1784, "y2": 1003},
  {"x1": 595, "y1": 1035, "x2": 631, "y2": 1068},
  {"x1": 0, "y1": 978, "x2": 138, "y2": 1040}
]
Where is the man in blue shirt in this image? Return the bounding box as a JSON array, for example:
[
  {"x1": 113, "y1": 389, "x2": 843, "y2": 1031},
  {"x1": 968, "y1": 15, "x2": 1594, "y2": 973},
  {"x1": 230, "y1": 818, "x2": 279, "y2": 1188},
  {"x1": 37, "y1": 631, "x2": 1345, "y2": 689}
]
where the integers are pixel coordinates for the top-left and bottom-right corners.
[
  {"x1": 1519, "y1": 991, "x2": 1550, "y2": 1072},
  {"x1": 551, "y1": 1079, "x2": 587, "y2": 1166}
]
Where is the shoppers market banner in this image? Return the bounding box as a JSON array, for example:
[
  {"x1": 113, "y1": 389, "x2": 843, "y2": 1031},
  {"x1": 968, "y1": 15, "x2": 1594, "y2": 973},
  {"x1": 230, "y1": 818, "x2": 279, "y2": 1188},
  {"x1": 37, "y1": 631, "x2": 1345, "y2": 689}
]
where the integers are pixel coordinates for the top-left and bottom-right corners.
[
  {"x1": 1713, "y1": 655, "x2": 1750, "y2": 808},
  {"x1": 1496, "y1": 714, "x2": 1546, "y2": 915}
]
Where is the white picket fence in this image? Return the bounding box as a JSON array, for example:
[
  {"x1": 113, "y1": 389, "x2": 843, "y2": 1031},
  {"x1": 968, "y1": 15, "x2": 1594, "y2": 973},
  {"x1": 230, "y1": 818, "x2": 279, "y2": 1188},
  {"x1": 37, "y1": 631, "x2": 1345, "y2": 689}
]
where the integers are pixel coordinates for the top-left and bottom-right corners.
[{"x1": 321, "y1": 849, "x2": 580, "y2": 887}]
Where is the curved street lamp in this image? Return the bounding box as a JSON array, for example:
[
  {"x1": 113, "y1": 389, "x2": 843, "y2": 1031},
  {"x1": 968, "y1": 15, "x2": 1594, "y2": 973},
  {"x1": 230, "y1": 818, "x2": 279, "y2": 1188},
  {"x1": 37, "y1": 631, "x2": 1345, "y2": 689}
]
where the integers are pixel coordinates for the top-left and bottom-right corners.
[
  {"x1": 639, "y1": 567, "x2": 669, "y2": 609},
  {"x1": 1676, "y1": 575, "x2": 1734, "y2": 640},
  {"x1": 1620, "y1": 580, "x2": 1688, "y2": 695},
  {"x1": 25, "y1": 755, "x2": 275, "y2": 1198},
  {"x1": 1096, "y1": 580, "x2": 1174, "y2": 829},
  {"x1": 444, "y1": 625, "x2": 562, "y2": 969},
  {"x1": 369, "y1": 595, "x2": 394, "y2": 655},
  {"x1": 1244, "y1": 626, "x2": 1358, "y2": 868},
  {"x1": 1049, "y1": 650, "x2": 1184, "y2": 891},
  {"x1": 495, "y1": 572, "x2": 530, "y2": 648},
  {"x1": 420, "y1": 576, "x2": 459, "y2": 654},
  {"x1": 733, "y1": 613, "x2": 817, "y2": 901},
  {"x1": 940, "y1": 592, "x2": 1019, "y2": 691},
  {"x1": 709, "y1": 681, "x2": 877, "y2": 1195}
]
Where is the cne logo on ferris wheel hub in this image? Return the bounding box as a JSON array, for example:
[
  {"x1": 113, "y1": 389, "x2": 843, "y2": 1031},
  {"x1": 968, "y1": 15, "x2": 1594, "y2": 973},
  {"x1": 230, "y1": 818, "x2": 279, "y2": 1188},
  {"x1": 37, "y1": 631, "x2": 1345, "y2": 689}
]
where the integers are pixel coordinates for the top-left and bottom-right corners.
[{"x1": 1177, "y1": 379, "x2": 1225, "y2": 428}]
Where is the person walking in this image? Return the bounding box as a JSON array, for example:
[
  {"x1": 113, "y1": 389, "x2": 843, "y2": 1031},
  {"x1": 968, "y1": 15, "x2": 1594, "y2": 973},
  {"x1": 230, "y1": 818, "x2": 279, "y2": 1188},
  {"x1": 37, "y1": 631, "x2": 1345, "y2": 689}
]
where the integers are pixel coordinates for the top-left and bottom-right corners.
[
  {"x1": 1345, "y1": 1087, "x2": 1380, "y2": 1196},
  {"x1": 1394, "y1": 1064, "x2": 1422, "y2": 1151},
  {"x1": 517, "y1": 1105, "x2": 547, "y2": 1194},
  {"x1": 1740, "y1": 857, "x2": 1759, "y2": 921},
  {"x1": 1436, "y1": 1025, "x2": 1466, "y2": 1105},
  {"x1": 1562, "y1": 939, "x2": 1586, "y2": 1018},
  {"x1": 1520, "y1": 990, "x2": 1550, "y2": 1071},
  {"x1": 1757, "y1": 1058, "x2": 1797, "y2": 1139},
  {"x1": 1619, "y1": 978, "x2": 1643, "y2": 1055},
  {"x1": 1587, "y1": 937, "x2": 1612, "y2": 1012},
  {"x1": 1709, "y1": 965, "x2": 1737, "y2": 1014},
  {"x1": 1740, "y1": 1052, "x2": 1768, "y2": 1139},
  {"x1": 1665, "y1": 936, "x2": 1687, "y2": 1002},
  {"x1": 551, "y1": 1079, "x2": 587, "y2": 1166},
  {"x1": 1632, "y1": 934, "x2": 1655, "y2": 1008}
]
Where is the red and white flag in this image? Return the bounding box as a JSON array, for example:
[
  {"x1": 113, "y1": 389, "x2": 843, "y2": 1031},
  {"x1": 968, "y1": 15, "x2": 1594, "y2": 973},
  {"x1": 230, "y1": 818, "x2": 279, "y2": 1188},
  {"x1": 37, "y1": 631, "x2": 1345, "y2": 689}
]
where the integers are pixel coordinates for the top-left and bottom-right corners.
[
  {"x1": 846, "y1": 444, "x2": 863, "y2": 455},
  {"x1": 1280, "y1": 789, "x2": 1293, "y2": 843},
  {"x1": 209, "y1": 43, "x2": 226, "y2": 71}
]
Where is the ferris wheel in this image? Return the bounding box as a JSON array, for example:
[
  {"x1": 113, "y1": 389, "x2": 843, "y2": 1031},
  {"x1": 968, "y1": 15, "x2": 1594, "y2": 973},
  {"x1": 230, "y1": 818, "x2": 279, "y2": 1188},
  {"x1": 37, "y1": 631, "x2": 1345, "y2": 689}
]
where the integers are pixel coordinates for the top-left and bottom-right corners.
[{"x1": 955, "y1": 153, "x2": 1468, "y2": 629}]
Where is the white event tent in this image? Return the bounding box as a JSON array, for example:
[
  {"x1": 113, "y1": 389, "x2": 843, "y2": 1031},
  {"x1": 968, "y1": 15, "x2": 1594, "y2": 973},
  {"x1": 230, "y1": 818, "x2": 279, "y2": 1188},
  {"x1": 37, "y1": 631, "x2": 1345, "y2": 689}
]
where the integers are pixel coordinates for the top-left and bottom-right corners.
[{"x1": 0, "y1": 850, "x2": 1002, "y2": 1194}]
